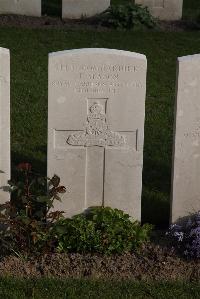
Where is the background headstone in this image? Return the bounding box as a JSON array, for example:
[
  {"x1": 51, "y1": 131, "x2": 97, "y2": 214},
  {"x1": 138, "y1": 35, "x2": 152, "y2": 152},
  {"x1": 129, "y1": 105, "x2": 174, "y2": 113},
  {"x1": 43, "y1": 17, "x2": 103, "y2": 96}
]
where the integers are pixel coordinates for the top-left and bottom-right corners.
[
  {"x1": 0, "y1": 0, "x2": 41, "y2": 17},
  {"x1": 135, "y1": 0, "x2": 183, "y2": 21},
  {"x1": 171, "y1": 54, "x2": 200, "y2": 223},
  {"x1": 48, "y1": 48, "x2": 147, "y2": 220},
  {"x1": 0, "y1": 47, "x2": 10, "y2": 204},
  {"x1": 62, "y1": 0, "x2": 110, "y2": 19}
]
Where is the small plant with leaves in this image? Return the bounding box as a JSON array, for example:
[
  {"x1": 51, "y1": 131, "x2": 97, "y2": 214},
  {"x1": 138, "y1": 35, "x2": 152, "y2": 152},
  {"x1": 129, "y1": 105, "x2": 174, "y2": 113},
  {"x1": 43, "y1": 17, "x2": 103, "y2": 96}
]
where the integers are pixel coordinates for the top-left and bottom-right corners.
[
  {"x1": 0, "y1": 163, "x2": 66, "y2": 256},
  {"x1": 53, "y1": 206, "x2": 152, "y2": 255},
  {"x1": 167, "y1": 211, "x2": 200, "y2": 259},
  {"x1": 100, "y1": 4, "x2": 156, "y2": 30}
]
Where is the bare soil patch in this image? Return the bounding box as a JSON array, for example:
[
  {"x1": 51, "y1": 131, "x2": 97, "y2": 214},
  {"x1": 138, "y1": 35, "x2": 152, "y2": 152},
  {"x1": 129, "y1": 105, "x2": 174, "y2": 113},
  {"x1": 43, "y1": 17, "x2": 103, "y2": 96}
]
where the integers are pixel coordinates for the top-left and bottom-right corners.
[
  {"x1": 0, "y1": 242, "x2": 199, "y2": 281},
  {"x1": 0, "y1": 15, "x2": 108, "y2": 31},
  {"x1": 0, "y1": 14, "x2": 198, "y2": 32}
]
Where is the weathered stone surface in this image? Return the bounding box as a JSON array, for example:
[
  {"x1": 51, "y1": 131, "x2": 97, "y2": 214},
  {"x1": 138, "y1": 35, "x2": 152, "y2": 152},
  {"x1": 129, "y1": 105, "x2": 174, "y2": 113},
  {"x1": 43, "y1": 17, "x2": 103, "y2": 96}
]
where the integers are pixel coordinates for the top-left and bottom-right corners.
[
  {"x1": 48, "y1": 48, "x2": 147, "y2": 220},
  {"x1": 135, "y1": 0, "x2": 183, "y2": 21},
  {"x1": 0, "y1": 48, "x2": 10, "y2": 204},
  {"x1": 171, "y1": 54, "x2": 200, "y2": 223},
  {"x1": 0, "y1": 0, "x2": 41, "y2": 17},
  {"x1": 62, "y1": 0, "x2": 110, "y2": 19}
]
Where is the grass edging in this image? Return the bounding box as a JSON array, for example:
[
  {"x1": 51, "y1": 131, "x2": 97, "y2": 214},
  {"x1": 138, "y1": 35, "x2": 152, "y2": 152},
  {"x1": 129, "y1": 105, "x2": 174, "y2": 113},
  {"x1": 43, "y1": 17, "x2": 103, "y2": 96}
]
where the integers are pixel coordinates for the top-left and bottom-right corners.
[{"x1": 0, "y1": 277, "x2": 199, "y2": 299}]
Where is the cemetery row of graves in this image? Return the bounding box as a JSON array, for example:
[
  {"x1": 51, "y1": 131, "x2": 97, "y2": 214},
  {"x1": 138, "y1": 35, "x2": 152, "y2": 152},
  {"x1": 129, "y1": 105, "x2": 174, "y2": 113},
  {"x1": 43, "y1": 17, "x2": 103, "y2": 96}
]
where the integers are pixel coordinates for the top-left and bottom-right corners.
[
  {"x1": 0, "y1": 45, "x2": 199, "y2": 219},
  {"x1": 1, "y1": 42, "x2": 200, "y2": 270},
  {"x1": 0, "y1": 2, "x2": 200, "y2": 292},
  {"x1": 0, "y1": 0, "x2": 110, "y2": 19},
  {"x1": 0, "y1": 1, "x2": 198, "y2": 41},
  {"x1": 0, "y1": 0, "x2": 188, "y2": 21},
  {"x1": 0, "y1": 0, "x2": 198, "y2": 33}
]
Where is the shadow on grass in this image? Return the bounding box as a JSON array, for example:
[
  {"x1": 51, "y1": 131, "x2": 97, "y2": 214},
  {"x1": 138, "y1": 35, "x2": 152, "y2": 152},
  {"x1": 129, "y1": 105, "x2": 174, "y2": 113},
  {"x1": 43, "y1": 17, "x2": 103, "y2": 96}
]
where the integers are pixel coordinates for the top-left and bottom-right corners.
[
  {"x1": 143, "y1": 156, "x2": 171, "y2": 195},
  {"x1": 11, "y1": 146, "x2": 47, "y2": 178},
  {"x1": 11, "y1": 149, "x2": 171, "y2": 227},
  {"x1": 142, "y1": 155, "x2": 171, "y2": 228},
  {"x1": 42, "y1": 0, "x2": 62, "y2": 17},
  {"x1": 142, "y1": 188, "x2": 170, "y2": 228}
]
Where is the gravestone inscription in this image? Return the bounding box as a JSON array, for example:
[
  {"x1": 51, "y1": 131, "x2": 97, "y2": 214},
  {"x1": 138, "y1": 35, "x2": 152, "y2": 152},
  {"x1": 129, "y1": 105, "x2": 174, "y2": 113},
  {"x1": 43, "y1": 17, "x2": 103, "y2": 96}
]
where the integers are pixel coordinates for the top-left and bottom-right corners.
[
  {"x1": 135, "y1": 0, "x2": 183, "y2": 21},
  {"x1": 48, "y1": 48, "x2": 147, "y2": 220},
  {"x1": 171, "y1": 54, "x2": 200, "y2": 223},
  {"x1": 0, "y1": 0, "x2": 41, "y2": 17},
  {"x1": 0, "y1": 47, "x2": 10, "y2": 204}
]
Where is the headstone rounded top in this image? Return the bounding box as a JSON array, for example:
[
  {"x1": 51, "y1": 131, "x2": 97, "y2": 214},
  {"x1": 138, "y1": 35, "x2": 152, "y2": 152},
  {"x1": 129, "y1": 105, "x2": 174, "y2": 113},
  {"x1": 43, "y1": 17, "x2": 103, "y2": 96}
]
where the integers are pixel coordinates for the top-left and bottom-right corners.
[{"x1": 49, "y1": 48, "x2": 147, "y2": 61}]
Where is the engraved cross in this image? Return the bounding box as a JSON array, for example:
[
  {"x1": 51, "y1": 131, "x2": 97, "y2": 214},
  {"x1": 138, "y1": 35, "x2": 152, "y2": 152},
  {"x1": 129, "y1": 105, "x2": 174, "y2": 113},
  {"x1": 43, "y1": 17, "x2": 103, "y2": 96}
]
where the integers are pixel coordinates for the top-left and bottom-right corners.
[{"x1": 65, "y1": 98, "x2": 136, "y2": 208}]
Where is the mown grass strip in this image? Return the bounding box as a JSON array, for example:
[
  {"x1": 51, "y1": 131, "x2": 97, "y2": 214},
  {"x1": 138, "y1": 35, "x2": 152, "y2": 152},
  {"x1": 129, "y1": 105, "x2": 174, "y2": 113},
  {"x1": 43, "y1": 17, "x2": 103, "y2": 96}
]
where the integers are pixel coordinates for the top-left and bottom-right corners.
[{"x1": 0, "y1": 278, "x2": 199, "y2": 299}]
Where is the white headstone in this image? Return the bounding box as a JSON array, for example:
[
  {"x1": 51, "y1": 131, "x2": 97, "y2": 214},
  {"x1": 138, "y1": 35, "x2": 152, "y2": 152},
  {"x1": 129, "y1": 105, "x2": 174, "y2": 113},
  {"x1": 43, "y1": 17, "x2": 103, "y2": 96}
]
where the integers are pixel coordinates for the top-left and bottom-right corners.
[
  {"x1": 171, "y1": 54, "x2": 200, "y2": 223},
  {"x1": 135, "y1": 0, "x2": 183, "y2": 21},
  {"x1": 0, "y1": 0, "x2": 41, "y2": 17},
  {"x1": 0, "y1": 47, "x2": 10, "y2": 204},
  {"x1": 48, "y1": 48, "x2": 146, "y2": 220},
  {"x1": 62, "y1": 0, "x2": 110, "y2": 19}
]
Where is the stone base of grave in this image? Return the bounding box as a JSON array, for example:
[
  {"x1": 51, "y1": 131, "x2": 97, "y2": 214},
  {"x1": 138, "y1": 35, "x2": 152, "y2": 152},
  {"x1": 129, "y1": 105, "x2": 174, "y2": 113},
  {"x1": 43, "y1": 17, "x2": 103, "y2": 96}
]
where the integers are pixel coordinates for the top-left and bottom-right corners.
[
  {"x1": 0, "y1": 0, "x2": 41, "y2": 17},
  {"x1": 135, "y1": 0, "x2": 183, "y2": 21},
  {"x1": 62, "y1": 0, "x2": 110, "y2": 19}
]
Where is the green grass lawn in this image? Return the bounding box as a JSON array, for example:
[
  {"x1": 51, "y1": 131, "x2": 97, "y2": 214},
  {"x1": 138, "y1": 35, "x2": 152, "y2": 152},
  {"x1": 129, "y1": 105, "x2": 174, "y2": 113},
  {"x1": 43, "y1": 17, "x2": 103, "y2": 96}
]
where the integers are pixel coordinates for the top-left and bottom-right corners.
[
  {"x1": 0, "y1": 28, "x2": 199, "y2": 226},
  {"x1": 183, "y1": 0, "x2": 200, "y2": 20},
  {"x1": 0, "y1": 0, "x2": 199, "y2": 229},
  {"x1": 0, "y1": 278, "x2": 200, "y2": 299},
  {"x1": 0, "y1": 1, "x2": 199, "y2": 297}
]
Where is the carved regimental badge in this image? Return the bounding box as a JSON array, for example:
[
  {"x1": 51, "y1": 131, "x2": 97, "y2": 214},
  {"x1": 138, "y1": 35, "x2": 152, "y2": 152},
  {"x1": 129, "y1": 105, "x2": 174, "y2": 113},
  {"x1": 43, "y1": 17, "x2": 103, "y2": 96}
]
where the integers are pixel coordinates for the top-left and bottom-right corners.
[{"x1": 67, "y1": 103, "x2": 126, "y2": 147}]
